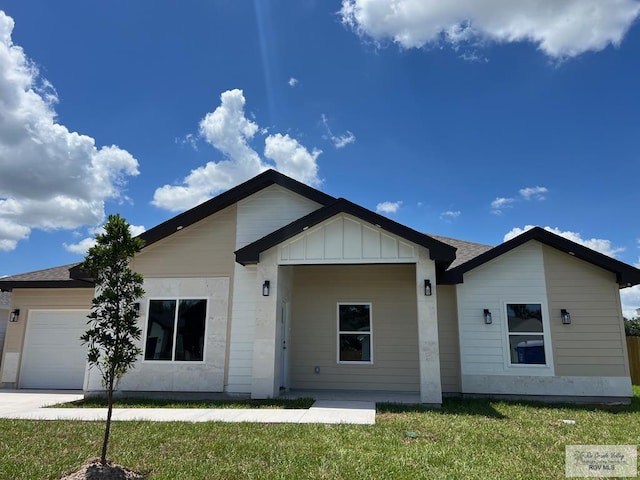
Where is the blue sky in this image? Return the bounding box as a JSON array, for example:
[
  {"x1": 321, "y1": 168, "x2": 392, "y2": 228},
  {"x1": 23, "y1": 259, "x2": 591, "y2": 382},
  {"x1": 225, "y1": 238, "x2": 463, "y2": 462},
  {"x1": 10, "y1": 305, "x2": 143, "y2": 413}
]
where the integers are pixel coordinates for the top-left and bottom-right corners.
[{"x1": 1, "y1": 1, "x2": 639, "y2": 315}]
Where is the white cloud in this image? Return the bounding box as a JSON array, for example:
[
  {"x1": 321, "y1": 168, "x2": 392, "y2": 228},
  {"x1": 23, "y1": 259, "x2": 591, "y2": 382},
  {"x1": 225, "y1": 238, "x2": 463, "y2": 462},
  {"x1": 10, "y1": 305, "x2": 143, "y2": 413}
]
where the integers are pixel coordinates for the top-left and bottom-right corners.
[
  {"x1": 321, "y1": 114, "x2": 356, "y2": 149},
  {"x1": 288, "y1": 77, "x2": 299, "y2": 87},
  {"x1": 621, "y1": 285, "x2": 640, "y2": 319},
  {"x1": 490, "y1": 197, "x2": 515, "y2": 214},
  {"x1": 376, "y1": 201, "x2": 402, "y2": 214},
  {"x1": 175, "y1": 133, "x2": 198, "y2": 151},
  {"x1": 491, "y1": 185, "x2": 548, "y2": 214},
  {"x1": 264, "y1": 133, "x2": 321, "y2": 186},
  {"x1": 440, "y1": 210, "x2": 461, "y2": 221},
  {"x1": 152, "y1": 89, "x2": 322, "y2": 212},
  {"x1": 0, "y1": 12, "x2": 139, "y2": 251},
  {"x1": 340, "y1": 0, "x2": 640, "y2": 58},
  {"x1": 519, "y1": 186, "x2": 548, "y2": 200},
  {"x1": 63, "y1": 224, "x2": 146, "y2": 256},
  {"x1": 503, "y1": 225, "x2": 625, "y2": 258}
]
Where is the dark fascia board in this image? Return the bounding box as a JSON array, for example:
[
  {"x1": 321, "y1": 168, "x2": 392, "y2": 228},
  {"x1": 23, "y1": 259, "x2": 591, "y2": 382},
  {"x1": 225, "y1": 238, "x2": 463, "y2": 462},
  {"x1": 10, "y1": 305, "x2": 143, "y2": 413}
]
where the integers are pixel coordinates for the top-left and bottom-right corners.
[
  {"x1": 138, "y1": 169, "x2": 336, "y2": 249},
  {"x1": 0, "y1": 280, "x2": 94, "y2": 292},
  {"x1": 68, "y1": 169, "x2": 337, "y2": 282},
  {"x1": 235, "y1": 198, "x2": 457, "y2": 269},
  {"x1": 443, "y1": 226, "x2": 640, "y2": 287}
]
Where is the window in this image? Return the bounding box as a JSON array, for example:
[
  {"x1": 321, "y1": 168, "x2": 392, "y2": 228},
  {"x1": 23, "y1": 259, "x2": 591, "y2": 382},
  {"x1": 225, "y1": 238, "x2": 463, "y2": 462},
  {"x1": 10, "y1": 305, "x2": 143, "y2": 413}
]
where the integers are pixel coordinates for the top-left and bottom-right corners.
[
  {"x1": 144, "y1": 299, "x2": 207, "y2": 361},
  {"x1": 338, "y1": 303, "x2": 372, "y2": 363},
  {"x1": 506, "y1": 303, "x2": 546, "y2": 365}
]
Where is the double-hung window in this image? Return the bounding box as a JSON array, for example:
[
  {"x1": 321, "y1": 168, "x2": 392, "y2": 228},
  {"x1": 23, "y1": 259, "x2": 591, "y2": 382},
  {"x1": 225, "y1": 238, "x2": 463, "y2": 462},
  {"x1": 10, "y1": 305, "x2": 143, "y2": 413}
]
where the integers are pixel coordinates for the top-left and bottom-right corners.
[
  {"x1": 337, "y1": 303, "x2": 372, "y2": 363},
  {"x1": 144, "y1": 299, "x2": 207, "y2": 362},
  {"x1": 506, "y1": 303, "x2": 546, "y2": 365}
]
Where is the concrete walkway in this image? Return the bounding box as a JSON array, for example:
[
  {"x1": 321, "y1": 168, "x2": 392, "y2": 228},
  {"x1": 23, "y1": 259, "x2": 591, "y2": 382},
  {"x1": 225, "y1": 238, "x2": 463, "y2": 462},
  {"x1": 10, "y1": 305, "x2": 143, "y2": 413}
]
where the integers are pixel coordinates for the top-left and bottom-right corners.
[{"x1": 0, "y1": 391, "x2": 375, "y2": 425}]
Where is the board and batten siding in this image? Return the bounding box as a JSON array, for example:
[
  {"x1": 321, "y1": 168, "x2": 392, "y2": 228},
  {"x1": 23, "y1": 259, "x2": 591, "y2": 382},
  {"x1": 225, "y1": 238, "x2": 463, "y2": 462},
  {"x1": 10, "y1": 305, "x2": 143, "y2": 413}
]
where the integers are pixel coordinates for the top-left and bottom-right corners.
[
  {"x1": 289, "y1": 264, "x2": 420, "y2": 392},
  {"x1": 0, "y1": 288, "x2": 94, "y2": 385},
  {"x1": 543, "y1": 245, "x2": 630, "y2": 377},
  {"x1": 227, "y1": 186, "x2": 323, "y2": 393},
  {"x1": 437, "y1": 285, "x2": 461, "y2": 393}
]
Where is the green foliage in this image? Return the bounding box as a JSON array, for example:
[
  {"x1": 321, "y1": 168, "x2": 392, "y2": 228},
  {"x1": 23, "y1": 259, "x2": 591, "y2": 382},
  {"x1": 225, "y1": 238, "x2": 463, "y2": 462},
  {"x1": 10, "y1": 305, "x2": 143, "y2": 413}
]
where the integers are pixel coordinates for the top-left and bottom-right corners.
[
  {"x1": 625, "y1": 317, "x2": 640, "y2": 336},
  {"x1": 2, "y1": 387, "x2": 639, "y2": 480},
  {"x1": 80, "y1": 213, "x2": 144, "y2": 463}
]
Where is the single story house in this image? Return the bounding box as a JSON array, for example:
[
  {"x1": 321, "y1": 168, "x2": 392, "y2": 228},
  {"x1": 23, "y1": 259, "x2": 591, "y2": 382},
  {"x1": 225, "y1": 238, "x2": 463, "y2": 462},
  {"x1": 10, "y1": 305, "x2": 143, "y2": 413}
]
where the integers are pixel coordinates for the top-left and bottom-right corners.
[{"x1": 1, "y1": 169, "x2": 639, "y2": 404}]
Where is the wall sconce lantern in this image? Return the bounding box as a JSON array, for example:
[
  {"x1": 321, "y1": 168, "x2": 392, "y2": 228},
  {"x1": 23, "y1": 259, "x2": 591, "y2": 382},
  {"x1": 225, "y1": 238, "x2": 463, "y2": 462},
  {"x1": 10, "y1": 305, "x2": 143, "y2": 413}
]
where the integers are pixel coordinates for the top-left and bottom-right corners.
[
  {"x1": 10, "y1": 309, "x2": 20, "y2": 322},
  {"x1": 133, "y1": 303, "x2": 140, "y2": 316},
  {"x1": 424, "y1": 279, "x2": 432, "y2": 296},
  {"x1": 483, "y1": 309, "x2": 492, "y2": 324},
  {"x1": 561, "y1": 309, "x2": 571, "y2": 324},
  {"x1": 262, "y1": 280, "x2": 271, "y2": 296}
]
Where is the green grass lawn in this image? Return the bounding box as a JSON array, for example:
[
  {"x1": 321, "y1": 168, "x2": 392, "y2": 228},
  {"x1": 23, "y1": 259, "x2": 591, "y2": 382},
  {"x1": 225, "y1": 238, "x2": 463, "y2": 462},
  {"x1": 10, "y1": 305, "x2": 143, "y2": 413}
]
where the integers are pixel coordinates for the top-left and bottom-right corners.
[
  {"x1": 54, "y1": 396, "x2": 315, "y2": 409},
  {"x1": 2, "y1": 387, "x2": 639, "y2": 480}
]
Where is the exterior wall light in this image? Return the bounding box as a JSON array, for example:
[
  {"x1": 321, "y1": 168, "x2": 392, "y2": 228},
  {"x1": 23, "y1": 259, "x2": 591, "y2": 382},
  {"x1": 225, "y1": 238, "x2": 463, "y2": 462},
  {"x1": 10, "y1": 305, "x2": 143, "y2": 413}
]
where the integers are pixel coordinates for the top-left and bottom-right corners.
[
  {"x1": 561, "y1": 309, "x2": 571, "y2": 324},
  {"x1": 262, "y1": 280, "x2": 270, "y2": 296},
  {"x1": 484, "y1": 309, "x2": 492, "y2": 324},
  {"x1": 424, "y1": 279, "x2": 432, "y2": 296},
  {"x1": 10, "y1": 308, "x2": 20, "y2": 322},
  {"x1": 133, "y1": 303, "x2": 140, "y2": 316}
]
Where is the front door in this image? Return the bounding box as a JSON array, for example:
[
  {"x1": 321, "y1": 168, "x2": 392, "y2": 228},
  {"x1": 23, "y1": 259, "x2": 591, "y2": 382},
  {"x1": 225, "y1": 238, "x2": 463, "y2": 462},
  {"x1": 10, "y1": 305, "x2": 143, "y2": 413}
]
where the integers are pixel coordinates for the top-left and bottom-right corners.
[{"x1": 280, "y1": 302, "x2": 290, "y2": 390}]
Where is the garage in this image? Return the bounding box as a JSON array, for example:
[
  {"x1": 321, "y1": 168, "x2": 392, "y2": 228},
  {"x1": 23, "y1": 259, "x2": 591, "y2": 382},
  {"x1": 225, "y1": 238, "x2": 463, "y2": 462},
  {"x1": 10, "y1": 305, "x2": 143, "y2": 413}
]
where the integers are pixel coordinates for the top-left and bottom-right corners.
[{"x1": 20, "y1": 310, "x2": 89, "y2": 389}]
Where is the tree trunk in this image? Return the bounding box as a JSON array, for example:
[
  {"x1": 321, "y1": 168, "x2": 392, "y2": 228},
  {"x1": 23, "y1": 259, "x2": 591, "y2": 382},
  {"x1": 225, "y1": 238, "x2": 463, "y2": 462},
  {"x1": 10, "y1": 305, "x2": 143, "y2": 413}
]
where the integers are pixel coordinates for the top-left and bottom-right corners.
[{"x1": 100, "y1": 377, "x2": 114, "y2": 465}]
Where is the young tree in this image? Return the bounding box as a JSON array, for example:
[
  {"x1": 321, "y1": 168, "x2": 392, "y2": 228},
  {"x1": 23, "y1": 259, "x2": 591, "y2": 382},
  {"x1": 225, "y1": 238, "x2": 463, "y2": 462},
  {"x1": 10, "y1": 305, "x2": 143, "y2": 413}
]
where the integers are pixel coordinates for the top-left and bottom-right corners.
[{"x1": 81, "y1": 214, "x2": 145, "y2": 465}]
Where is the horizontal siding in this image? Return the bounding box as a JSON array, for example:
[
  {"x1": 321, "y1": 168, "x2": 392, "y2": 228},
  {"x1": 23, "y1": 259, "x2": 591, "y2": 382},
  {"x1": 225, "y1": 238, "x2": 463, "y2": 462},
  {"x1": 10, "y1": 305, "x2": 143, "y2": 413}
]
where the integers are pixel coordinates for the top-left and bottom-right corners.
[
  {"x1": 3, "y1": 288, "x2": 93, "y2": 353},
  {"x1": 457, "y1": 242, "x2": 552, "y2": 378},
  {"x1": 436, "y1": 285, "x2": 460, "y2": 393},
  {"x1": 132, "y1": 205, "x2": 236, "y2": 278},
  {"x1": 290, "y1": 264, "x2": 420, "y2": 392},
  {"x1": 544, "y1": 245, "x2": 628, "y2": 377}
]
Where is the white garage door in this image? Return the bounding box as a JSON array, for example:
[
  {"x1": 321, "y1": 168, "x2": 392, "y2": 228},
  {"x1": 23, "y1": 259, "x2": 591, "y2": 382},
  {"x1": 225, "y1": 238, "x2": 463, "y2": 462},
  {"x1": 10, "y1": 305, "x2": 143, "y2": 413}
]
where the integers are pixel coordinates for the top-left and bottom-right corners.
[{"x1": 20, "y1": 310, "x2": 89, "y2": 389}]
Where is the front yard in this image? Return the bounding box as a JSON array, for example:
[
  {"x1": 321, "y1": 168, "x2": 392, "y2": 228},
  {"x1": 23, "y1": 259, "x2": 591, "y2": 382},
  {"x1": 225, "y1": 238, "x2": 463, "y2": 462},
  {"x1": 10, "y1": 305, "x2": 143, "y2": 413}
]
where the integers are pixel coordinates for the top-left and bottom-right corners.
[{"x1": 1, "y1": 387, "x2": 638, "y2": 479}]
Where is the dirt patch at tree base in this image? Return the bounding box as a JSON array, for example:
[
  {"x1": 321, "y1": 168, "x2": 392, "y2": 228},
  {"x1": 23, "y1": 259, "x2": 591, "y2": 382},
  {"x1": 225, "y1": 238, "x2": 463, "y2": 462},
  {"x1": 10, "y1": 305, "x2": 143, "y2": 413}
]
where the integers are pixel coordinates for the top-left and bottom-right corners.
[{"x1": 60, "y1": 460, "x2": 146, "y2": 480}]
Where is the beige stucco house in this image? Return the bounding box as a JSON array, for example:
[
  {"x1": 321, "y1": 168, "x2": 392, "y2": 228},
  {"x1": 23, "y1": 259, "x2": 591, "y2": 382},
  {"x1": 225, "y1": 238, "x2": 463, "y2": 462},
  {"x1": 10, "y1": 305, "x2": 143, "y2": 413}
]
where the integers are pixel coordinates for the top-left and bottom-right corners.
[{"x1": 1, "y1": 170, "x2": 639, "y2": 404}]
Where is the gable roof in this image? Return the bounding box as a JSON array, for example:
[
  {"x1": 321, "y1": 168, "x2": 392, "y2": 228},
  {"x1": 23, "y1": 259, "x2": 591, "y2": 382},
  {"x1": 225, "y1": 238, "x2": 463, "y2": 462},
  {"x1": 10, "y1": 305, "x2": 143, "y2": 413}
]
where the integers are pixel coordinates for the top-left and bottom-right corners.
[
  {"x1": 0, "y1": 263, "x2": 91, "y2": 291},
  {"x1": 67, "y1": 169, "x2": 337, "y2": 282},
  {"x1": 442, "y1": 226, "x2": 640, "y2": 287},
  {"x1": 139, "y1": 169, "x2": 336, "y2": 249},
  {"x1": 235, "y1": 198, "x2": 458, "y2": 270},
  {"x1": 428, "y1": 234, "x2": 493, "y2": 270}
]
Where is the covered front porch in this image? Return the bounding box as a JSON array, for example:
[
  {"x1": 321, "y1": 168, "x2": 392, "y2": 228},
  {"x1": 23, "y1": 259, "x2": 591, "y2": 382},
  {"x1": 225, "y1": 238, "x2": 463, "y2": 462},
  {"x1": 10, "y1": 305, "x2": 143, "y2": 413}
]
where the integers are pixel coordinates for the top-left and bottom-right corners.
[{"x1": 239, "y1": 210, "x2": 450, "y2": 404}]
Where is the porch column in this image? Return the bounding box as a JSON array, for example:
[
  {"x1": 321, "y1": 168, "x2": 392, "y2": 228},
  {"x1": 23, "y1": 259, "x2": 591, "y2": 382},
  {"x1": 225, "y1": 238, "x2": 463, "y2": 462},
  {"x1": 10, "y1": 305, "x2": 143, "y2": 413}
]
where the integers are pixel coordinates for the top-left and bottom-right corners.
[
  {"x1": 251, "y1": 248, "x2": 279, "y2": 399},
  {"x1": 416, "y1": 247, "x2": 443, "y2": 404}
]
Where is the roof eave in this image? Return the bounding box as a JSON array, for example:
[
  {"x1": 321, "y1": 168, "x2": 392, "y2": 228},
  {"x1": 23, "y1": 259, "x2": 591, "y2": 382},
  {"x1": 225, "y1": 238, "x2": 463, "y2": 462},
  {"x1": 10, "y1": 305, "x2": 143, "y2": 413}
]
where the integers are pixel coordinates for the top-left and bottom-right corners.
[
  {"x1": 140, "y1": 169, "x2": 336, "y2": 249},
  {"x1": 235, "y1": 198, "x2": 457, "y2": 268},
  {"x1": 444, "y1": 226, "x2": 640, "y2": 287}
]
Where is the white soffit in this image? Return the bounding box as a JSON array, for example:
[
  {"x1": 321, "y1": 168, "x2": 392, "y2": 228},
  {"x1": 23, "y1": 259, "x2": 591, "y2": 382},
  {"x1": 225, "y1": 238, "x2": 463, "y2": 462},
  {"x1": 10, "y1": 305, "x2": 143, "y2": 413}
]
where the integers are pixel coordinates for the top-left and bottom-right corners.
[{"x1": 279, "y1": 215, "x2": 418, "y2": 264}]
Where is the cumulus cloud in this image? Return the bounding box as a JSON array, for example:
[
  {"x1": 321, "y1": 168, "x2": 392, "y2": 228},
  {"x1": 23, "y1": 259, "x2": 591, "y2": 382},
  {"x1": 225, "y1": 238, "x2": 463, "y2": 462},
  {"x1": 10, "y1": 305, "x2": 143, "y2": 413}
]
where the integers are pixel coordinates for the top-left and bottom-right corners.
[
  {"x1": 491, "y1": 185, "x2": 548, "y2": 214},
  {"x1": 288, "y1": 77, "x2": 299, "y2": 87},
  {"x1": 63, "y1": 224, "x2": 146, "y2": 256},
  {"x1": 0, "y1": 11, "x2": 139, "y2": 251},
  {"x1": 152, "y1": 89, "x2": 322, "y2": 211},
  {"x1": 503, "y1": 225, "x2": 625, "y2": 258},
  {"x1": 376, "y1": 201, "x2": 402, "y2": 214},
  {"x1": 440, "y1": 210, "x2": 461, "y2": 221},
  {"x1": 490, "y1": 197, "x2": 515, "y2": 215},
  {"x1": 340, "y1": 0, "x2": 640, "y2": 58},
  {"x1": 519, "y1": 186, "x2": 548, "y2": 200},
  {"x1": 621, "y1": 285, "x2": 640, "y2": 319},
  {"x1": 321, "y1": 114, "x2": 356, "y2": 149}
]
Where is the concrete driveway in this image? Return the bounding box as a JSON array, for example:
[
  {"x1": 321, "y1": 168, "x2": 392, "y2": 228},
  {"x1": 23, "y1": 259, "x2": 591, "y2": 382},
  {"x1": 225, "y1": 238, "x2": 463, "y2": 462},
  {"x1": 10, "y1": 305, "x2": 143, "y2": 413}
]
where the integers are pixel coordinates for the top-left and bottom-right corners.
[{"x1": 0, "y1": 390, "x2": 376, "y2": 424}]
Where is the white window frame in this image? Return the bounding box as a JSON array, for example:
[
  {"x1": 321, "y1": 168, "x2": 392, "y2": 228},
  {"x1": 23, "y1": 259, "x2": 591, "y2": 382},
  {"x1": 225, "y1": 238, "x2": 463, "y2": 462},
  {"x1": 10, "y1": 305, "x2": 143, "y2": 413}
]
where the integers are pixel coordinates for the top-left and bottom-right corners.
[
  {"x1": 502, "y1": 300, "x2": 554, "y2": 373},
  {"x1": 143, "y1": 297, "x2": 209, "y2": 363},
  {"x1": 336, "y1": 302, "x2": 373, "y2": 365}
]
